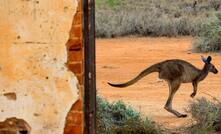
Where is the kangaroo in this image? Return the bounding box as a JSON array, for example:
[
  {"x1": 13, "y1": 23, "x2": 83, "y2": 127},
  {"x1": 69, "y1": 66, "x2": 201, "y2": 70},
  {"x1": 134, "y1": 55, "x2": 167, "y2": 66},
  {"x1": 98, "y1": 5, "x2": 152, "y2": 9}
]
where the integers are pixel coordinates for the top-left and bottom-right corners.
[{"x1": 108, "y1": 56, "x2": 218, "y2": 118}]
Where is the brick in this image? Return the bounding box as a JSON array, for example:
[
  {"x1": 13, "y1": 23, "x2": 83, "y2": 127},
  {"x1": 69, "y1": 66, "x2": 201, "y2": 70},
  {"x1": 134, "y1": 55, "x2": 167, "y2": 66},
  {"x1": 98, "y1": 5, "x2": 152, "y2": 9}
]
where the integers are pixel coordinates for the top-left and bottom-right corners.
[
  {"x1": 71, "y1": 99, "x2": 83, "y2": 111},
  {"x1": 70, "y1": 24, "x2": 82, "y2": 38},
  {"x1": 66, "y1": 38, "x2": 81, "y2": 46},
  {"x1": 64, "y1": 99, "x2": 83, "y2": 134},
  {"x1": 68, "y1": 62, "x2": 82, "y2": 74},
  {"x1": 73, "y1": 12, "x2": 82, "y2": 25},
  {"x1": 65, "y1": 64, "x2": 84, "y2": 85},
  {"x1": 76, "y1": 0, "x2": 82, "y2": 12},
  {"x1": 64, "y1": 125, "x2": 83, "y2": 134},
  {"x1": 76, "y1": 7, "x2": 81, "y2": 13},
  {"x1": 67, "y1": 112, "x2": 83, "y2": 125},
  {"x1": 64, "y1": 126, "x2": 72, "y2": 134},
  {"x1": 66, "y1": 38, "x2": 82, "y2": 50},
  {"x1": 76, "y1": 73, "x2": 83, "y2": 85},
  {"x1": 68, "y1": 50, "x2": 83, "y2": 62},
  {"x1": 64, "y1": 0, "x2": 84, "y2": 133}
]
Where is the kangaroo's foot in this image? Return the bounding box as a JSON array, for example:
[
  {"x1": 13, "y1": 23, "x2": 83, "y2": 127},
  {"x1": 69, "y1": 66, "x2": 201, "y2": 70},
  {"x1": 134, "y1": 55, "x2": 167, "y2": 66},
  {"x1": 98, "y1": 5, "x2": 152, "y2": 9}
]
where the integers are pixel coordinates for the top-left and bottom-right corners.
[
  {"x1": 190, "y1": 92, "x2": 196, "y2": 98},
  {"x1": 164, "y1": 106, "x2": 187, "y2": 118}
]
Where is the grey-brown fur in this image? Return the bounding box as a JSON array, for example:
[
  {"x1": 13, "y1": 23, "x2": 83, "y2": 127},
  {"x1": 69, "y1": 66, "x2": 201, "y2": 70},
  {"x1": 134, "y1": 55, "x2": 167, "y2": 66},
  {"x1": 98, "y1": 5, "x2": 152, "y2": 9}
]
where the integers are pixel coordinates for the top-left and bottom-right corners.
[{"x1": 108, "y1": 56, "x2": 218, "y2": 118}]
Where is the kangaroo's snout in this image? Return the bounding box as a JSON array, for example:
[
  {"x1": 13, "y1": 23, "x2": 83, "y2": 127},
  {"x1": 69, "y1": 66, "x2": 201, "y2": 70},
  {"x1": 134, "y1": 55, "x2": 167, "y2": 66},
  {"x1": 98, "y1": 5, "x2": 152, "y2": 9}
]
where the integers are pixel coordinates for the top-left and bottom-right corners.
[
  {"x1": 214, "y1": 69, "x2": 218, "y2": 74},
  {"x1": 211, "y1": 65, "x2": 218, "y2": 74}
]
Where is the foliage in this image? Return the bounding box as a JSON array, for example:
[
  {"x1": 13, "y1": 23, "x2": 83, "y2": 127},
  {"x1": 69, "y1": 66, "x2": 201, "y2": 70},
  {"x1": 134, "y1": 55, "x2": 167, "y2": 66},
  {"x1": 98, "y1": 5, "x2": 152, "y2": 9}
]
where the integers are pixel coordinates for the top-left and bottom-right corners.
[
  {"x1": 96, "y1": 0, "x2": 122, "y2": 9},
  {"x1": 96, "y1": 96, "x2": 163, "y2": 134},
  {"x1": 187, "y1": 97, "x2": 221, "y2": 134},
  {"x1": 95, "y1": 0, "x2": 221, "y2": 38},
  {"x1": 193, "y1": 12, "x2": 221, "y2": 52}
]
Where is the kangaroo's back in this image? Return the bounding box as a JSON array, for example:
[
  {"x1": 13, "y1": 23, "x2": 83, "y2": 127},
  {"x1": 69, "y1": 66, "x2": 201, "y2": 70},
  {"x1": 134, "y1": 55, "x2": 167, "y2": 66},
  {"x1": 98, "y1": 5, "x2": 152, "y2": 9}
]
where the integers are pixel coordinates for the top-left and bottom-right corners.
[{"x1": 158, "y1": 59, "x2": 200, "y2": 82}]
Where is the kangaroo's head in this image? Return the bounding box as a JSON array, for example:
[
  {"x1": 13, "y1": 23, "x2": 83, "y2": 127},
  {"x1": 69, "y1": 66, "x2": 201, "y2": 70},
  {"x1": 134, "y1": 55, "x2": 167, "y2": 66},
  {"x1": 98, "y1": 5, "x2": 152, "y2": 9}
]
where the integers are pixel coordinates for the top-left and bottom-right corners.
[{"x1": 201, "y1": 56, "x2": 218, "y2": 74}]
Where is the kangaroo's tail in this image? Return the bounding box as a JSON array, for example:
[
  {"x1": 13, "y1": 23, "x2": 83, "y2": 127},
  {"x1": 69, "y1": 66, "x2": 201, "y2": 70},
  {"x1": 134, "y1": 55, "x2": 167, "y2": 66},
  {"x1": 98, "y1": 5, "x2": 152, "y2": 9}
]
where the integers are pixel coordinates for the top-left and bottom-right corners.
[{"x1": 108, "y1": 63, "x2": 160, "y2": 88}]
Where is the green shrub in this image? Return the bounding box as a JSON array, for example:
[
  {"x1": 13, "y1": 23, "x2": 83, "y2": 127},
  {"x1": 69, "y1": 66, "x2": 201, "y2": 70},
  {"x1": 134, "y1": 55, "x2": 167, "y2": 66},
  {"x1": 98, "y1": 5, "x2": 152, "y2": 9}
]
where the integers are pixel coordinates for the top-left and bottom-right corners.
[
  {"x1": 95, "y1": 0, "x2": 221, "y2": 38},
  {"x1": 193, "y1": 12, "x2": 221, "y2": 52},
  {"x1": 96, "y1": 96, "x2": 163, "y2": 134},
  {"x1": 96, "y1": 0, "x2": 122, "y2": 9},
  {"x1": 187, "y1": 97, "x2": 221, "y2": 134}
]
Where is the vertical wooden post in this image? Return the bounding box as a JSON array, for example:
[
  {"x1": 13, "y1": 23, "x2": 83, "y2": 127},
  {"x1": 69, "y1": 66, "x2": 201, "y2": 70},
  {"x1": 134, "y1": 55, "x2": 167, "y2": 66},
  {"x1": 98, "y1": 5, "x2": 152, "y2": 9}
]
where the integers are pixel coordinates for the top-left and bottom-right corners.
[{"x1": 83, "y1": 0, "x2": 96, "y2": 133}]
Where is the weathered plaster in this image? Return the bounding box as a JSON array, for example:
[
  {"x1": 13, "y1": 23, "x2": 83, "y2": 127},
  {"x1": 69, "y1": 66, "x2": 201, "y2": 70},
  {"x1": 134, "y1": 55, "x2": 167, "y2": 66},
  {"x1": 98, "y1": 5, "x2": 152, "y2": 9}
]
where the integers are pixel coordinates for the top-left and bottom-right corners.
[{"x1": 0, "y1": 0, "x2": 78, "y2": 133}]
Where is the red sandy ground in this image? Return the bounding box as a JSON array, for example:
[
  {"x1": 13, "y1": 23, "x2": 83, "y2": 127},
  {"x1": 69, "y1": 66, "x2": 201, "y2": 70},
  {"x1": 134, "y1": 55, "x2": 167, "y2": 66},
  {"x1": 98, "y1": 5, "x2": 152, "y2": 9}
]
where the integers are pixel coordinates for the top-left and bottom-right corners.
[{"x1": 96, "y1": 37, "x2": 221, "y2": 130}]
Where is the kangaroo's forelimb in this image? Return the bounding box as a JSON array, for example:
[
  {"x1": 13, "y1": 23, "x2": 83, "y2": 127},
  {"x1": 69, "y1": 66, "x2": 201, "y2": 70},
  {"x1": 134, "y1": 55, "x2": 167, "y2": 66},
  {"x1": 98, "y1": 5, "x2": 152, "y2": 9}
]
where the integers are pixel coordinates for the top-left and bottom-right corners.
[{"x1": 191, "y1": 81, "x2": 198, "y2": 98}]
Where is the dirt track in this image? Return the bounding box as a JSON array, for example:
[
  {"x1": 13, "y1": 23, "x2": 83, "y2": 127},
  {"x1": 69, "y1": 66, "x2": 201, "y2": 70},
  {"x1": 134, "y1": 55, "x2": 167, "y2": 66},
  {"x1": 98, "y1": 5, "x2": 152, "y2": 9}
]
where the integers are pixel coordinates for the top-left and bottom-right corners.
[{"x1": 96, "y1": 37, "x2": 221, "y2": 129}]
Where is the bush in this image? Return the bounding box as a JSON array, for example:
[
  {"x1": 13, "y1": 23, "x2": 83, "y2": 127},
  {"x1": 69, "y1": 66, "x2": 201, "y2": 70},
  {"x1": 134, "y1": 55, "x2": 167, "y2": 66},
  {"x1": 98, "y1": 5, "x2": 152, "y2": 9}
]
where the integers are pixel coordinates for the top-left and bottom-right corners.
[
  {"x1": 187, "y1": 97, "x2": 221, "y2": 134},
  {"x1": 96, "y1": 0, "x2": 221, "y2": 38},
  {"x1": 96, "y1": 96, "x2": 163, "y2": 134},
  {"x1": 193, "y1": 12, "x2": 221, "y2": 52}
]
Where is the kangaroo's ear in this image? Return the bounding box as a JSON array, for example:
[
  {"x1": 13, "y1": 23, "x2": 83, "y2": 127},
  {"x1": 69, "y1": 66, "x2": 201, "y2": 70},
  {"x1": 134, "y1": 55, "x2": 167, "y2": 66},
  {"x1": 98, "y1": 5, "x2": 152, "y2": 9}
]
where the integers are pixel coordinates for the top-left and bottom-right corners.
[
  {"x1": 201, "y1": 55, "x2": 207, "y2": 63},
  {"x1": 207, "y1": 56, "x2": 212, "y2": 63}
]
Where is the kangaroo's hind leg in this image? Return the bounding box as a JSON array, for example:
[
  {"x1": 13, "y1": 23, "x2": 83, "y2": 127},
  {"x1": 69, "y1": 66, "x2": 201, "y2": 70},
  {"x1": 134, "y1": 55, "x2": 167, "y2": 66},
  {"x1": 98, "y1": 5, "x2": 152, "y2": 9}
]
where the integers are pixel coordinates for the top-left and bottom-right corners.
[{"x1": 164, "y1": 80, "x2": 187, "y2": 118}]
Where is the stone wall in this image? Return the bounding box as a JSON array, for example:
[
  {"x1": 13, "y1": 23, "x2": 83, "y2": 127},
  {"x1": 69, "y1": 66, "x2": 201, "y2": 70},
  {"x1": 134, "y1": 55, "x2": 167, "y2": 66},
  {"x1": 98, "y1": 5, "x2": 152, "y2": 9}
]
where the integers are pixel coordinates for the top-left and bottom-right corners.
[{"x1": 0, "y1": 0, "x2": 81, "y2": 133}]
